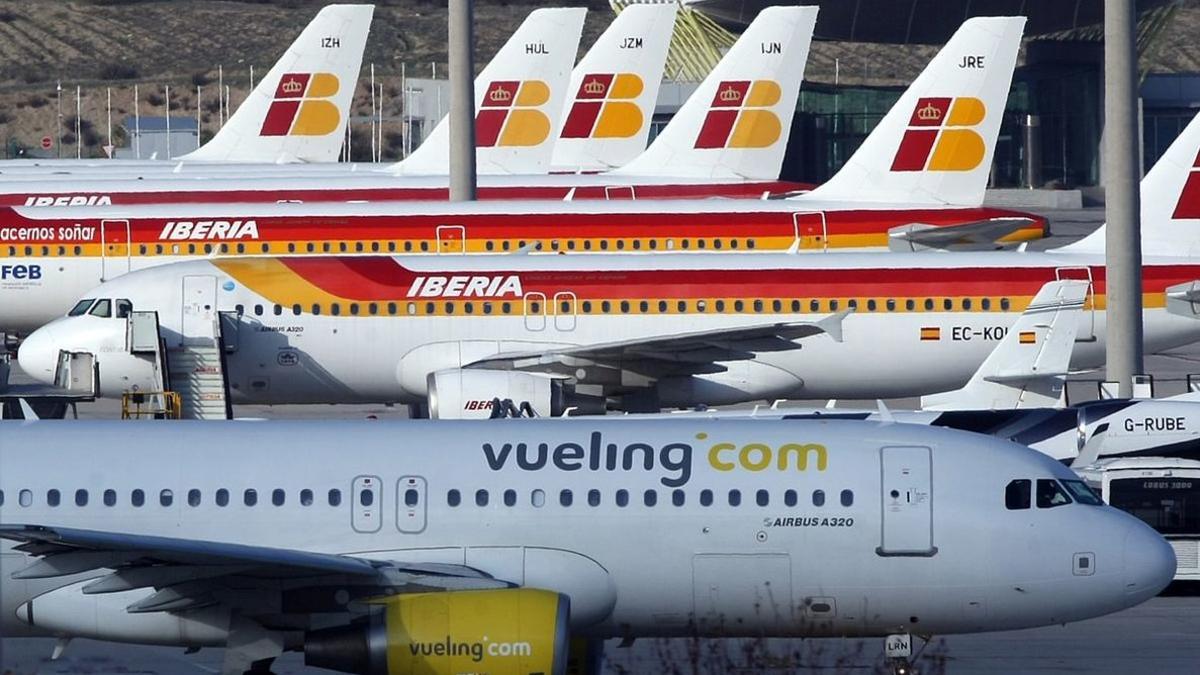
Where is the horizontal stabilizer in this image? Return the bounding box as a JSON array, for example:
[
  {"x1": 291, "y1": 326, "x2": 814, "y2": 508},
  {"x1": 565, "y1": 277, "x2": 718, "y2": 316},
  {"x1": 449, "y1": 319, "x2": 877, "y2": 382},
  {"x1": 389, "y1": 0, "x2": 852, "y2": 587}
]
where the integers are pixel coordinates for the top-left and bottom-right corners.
[
  {"x1": 922, "y1": 280, "x2": 1088, "y2": 410},
  {"x1": 1166, "y1": 280, "x2": 1200, "y2": 319},
  {"x1": 887, "y1": 217, "x2": 1038, "y2": 251}
]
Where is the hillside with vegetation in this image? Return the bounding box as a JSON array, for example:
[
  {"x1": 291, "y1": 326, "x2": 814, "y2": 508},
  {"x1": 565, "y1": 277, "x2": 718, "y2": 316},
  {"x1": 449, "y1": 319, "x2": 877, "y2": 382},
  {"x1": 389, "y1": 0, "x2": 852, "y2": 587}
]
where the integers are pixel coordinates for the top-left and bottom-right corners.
[{"x1": 1, "y1": 0, "x2": 1198, "y2": 160}]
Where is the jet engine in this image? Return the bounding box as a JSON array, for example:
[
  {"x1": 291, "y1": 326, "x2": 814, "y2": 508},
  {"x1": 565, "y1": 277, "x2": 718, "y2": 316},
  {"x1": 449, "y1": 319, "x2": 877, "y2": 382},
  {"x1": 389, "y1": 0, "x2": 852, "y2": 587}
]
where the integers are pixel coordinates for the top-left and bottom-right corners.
[
  {"x1": 426, "y1": 370, "x2": 604, "y2": 419},
  {"x1": 304, "y1": 588, "x2": 570, "y2": 675}
]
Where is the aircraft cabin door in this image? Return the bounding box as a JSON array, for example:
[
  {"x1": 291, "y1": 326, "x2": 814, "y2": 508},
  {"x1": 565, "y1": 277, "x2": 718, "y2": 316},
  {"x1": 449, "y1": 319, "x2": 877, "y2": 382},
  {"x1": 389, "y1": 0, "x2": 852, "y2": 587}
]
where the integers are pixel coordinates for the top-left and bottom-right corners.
[
  {"x1": 219, "y1": 310, "x2": 240, "y2": 353},
  {"x1": 352, "y1": 475, "x2": 383, "y2": 533},
  {"x1": 792, "y1": 212, "x2": 827, "y2": 251},
  {"x1": 436, "y1": 225, "x2": 466, "y2": 254},
  {"x1": 180, "y1": 275, "x2": 219, "y2": 347},
  {"x1": 100, "y1": 219, "x2": 131, "y2": 280},
  {"x1": 604, "y1": 185, "x2": 636, "y2": 200},
  {"x1": 524, "y1": 292, "x2": 547, "y2": 331},
  {"x1": 877, "y1": 446, "x2": 936, "y2": 556},
  {"x1": 396, "y1": 476, "x2": 428, "y2": 534},
  {"x1": 553, "y1": 291, "x2": 577, "y2": 331},
  {"x1": 1054, "y1": 266, "x2": 1096, "y2": 341}
]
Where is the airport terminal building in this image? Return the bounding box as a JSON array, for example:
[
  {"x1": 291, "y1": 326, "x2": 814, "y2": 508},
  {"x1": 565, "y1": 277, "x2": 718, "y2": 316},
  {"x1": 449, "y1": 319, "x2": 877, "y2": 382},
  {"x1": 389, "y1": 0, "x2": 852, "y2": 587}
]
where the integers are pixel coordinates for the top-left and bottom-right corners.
[{"x1": 399, "y1": 0, "x2": 1200, "y2": 196}]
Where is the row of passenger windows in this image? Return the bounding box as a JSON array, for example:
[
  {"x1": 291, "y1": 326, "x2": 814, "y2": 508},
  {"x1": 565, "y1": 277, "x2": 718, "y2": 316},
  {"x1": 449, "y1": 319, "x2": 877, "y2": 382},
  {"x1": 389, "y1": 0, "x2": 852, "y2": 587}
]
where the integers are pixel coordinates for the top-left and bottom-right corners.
[
  {"x1": 231, "y1": 296, "x2": 1017, "y2": 318},
  {"x1": 447, "y1": 487, "x2": 854, "y2": 508},
  {"x1": 5, "y1": 237, "x2": 762, "y2": 258},
  {"x1": 0, "y1": 486, "x2": 855, "y2": 510},
  {"x1": 1004, "y1": 478, "x2": 1104, "y2": 510},
  {"x1": 0, "y1": 487, "x2": 348, "y2": 509}
]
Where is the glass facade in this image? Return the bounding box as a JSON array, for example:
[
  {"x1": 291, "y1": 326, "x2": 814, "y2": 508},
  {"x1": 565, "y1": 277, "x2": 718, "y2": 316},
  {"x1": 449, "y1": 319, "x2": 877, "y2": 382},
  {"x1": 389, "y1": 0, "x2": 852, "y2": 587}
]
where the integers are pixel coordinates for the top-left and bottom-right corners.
[{"x1": 786, "y1": 65, "x2": 1104, "y2": 189}]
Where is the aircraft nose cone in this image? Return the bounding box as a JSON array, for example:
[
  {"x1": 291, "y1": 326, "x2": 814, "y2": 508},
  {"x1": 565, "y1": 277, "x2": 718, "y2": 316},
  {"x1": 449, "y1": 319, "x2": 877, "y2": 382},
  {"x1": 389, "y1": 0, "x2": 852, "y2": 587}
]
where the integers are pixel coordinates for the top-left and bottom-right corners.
[
  {"x1": 16, "y1": 324, "x2": 59, "y2": 385},
  {"x1": 1123, "y1": 523, "x2": 1176, "y2": 601}
]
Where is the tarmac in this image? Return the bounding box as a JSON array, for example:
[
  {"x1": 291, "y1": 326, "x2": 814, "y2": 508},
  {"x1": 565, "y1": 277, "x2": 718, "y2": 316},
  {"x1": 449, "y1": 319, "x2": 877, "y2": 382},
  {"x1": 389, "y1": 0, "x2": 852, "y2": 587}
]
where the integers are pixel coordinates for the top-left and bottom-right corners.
[{"x1": 5, "y1": 206, "x2": 1200, "y2": 673}]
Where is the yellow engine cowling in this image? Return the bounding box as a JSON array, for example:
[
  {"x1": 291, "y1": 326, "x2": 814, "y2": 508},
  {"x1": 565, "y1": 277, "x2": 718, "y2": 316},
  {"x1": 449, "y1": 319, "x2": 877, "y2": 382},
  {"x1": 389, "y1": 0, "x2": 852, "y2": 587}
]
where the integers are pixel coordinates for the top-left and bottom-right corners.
[{"x1": 305, "y1": 588, "x2": 570, "y2": 675}]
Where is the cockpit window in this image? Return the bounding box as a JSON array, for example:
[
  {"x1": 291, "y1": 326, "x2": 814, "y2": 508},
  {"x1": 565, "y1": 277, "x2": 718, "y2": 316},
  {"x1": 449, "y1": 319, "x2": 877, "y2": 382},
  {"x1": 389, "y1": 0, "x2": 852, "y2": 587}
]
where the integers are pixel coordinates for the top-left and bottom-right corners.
[
  {"x1": 1062, "y1": 480, "x2": 1104, "y2": 506},
  {"x1": 68, "y1": 299, "x2": 95, "y2": 316},
  {"x1": 89, "y1": 299, "x2": 112, "y2": 318},
  {"x1": 1005, "y1": 479, "x2": 1031, "y2": 510},
  {"x1": 115, "y1": 299, "x2": 133, "y2": 319},
  {"x1": 1036, "y1": 479, "x2": 1073, "y2": 508}
]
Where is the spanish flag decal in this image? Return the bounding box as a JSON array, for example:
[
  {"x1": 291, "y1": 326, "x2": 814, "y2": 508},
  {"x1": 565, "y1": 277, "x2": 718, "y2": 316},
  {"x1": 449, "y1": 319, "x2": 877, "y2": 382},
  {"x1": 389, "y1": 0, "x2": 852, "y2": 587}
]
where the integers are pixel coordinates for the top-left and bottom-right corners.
[
  {"x1": 919, "y1": 326, "x2": 941, "y2": 341},
  {"x1": 1019, "y1": 331, "x2": 1037, "y2": 344}
]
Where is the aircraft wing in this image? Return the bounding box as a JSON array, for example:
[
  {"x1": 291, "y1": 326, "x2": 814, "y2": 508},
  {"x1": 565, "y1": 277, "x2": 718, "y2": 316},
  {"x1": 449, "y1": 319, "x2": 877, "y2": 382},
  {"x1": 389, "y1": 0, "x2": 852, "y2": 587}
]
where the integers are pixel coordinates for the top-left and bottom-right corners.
[
  {"x1": 888, "y1": 218, "x2": 1037, "y2": 251},
  {"x1": 467, "y1": 313, "x2": 848, "y2": 381},
  {"x1": 0, "y1": 524, "x2": 508, "y2": 600}
]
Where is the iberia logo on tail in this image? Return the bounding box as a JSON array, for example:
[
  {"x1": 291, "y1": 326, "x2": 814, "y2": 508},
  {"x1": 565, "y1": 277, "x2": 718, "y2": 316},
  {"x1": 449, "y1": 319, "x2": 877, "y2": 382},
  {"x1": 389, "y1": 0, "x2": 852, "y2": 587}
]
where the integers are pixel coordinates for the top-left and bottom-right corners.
[
  {"x1": 260, "y1": 72, "x2": 341, "y2": 136},
  {"x1": 890, "y1": 97, "x2": 987, "y2": 171},
  {"x1": 476, "y1": 80, "x2": 552, "y2": 147},
  {"x1": 694, "y1": 80, "x2": 783, "y2": 149},
  {"x1": 1171, "y1": 150, "x2": 1200, "y2": 219},
  {"x1": 560, "y1": 73, "x2": 645, "y2": 139}
]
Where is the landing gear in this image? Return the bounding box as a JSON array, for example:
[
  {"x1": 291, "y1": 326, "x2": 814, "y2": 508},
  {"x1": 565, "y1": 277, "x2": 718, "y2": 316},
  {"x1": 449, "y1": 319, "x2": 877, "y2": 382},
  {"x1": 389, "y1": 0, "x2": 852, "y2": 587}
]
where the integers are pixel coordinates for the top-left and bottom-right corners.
[{"x1": 884, "y1": 633, "x2": 917, "y2": 675}]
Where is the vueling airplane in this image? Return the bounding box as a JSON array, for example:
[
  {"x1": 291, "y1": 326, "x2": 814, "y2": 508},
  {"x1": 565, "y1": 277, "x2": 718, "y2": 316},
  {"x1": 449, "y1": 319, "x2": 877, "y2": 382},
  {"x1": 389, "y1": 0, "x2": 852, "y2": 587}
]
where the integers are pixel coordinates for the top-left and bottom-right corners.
[
  {"x1": 17, "y1": 101, "x2": 1200, "y2": 413},
  {"x1": 0, "y1": 4, "x2": 373, "y2": 170},
  {"x1": 0, "y1": 5, "x2": 817, "y2": 202},
  {"x1": 0, "y1": 419, "x2": 1176, "y2": 675}
]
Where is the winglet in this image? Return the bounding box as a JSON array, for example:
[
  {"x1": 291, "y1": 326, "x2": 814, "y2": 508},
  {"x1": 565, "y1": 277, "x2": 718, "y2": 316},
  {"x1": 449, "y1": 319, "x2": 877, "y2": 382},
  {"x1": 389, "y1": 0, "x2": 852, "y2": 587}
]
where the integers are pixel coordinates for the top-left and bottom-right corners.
[
  {"x1": 394, "y1": 8, "x2": 587, "y2": 175},
  {"x1": 816, "y1": 309, "x2": 852, "y2": 343},
  {"x1": 611, "y1": 5, "x2": 818, "y2": 180},
  {"x1": 800, "y1": 17, "x2": 1025, "y2": 206},
  {"x1": 922, "y1": 279, "x2": 1089, "y2": 410},
  {"x1": 875, "y1": 400, "x2": 895, "y2": 423},
  {"x1": 550, "y1": 3, "x2": 678, "y2": 172},
  {"x1": 179, "y1": 4, "x2": 375, "y2": 163}
]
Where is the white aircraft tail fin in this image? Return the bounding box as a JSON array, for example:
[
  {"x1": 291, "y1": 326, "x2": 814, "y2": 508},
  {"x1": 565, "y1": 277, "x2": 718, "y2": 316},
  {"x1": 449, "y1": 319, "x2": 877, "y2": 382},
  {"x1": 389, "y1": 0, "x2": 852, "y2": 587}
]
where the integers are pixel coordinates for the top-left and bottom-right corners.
[
  {"x1": 922, "y1": 280, "x2": 1089, "y2": 411},
  {"x1": 179, "y1": 4, "x2": 374, "y2": 163},
  {"x1": 611, "y1": 5, "x2": 818, "y2": 181},
  {"x1": 394, "y1": 7, "x2": 587, "y2": 176},
  {"x1": 550, "y1": 3, "x2": 677, "y2": 172},
  {"x1": 803, "y1": 16, "x2": 1025, "y2": 206},
  {"x1": 1062, "y1": 108, "x2": 1200, "y2": 256}
]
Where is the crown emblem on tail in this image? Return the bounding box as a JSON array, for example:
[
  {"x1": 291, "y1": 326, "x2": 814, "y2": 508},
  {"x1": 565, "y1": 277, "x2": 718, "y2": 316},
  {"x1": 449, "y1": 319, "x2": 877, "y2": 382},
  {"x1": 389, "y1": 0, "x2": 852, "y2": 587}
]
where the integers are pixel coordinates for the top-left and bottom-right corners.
[
  {"x1": 916, "y1": 102, "x2": 942, "y2": 121},
  {"x1": 583, "y1": 79, "x2": 606, "y2": 95},
  {"x1": 718, "y1": 85, "x2": 742, "y2": 103},
  {"x1": 280, "y1": 78, "x2": 304, "y2": 95},
  {"x1": 489, "y1": 88, "x2": 513, "y2": 102}
]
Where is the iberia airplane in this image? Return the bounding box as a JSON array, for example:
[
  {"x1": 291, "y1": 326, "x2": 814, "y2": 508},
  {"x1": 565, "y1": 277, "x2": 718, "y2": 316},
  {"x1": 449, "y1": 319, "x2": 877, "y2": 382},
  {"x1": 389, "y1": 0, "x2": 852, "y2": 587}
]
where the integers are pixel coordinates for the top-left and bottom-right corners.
[
  {"x1": 0, "y1": 4, "x2": 373, "y2": 170},
  {"x1": 16, "y1": 102, "x2": 1200, "y2": 413},
  {"x1": 0, "y1": 5, "x2": 816, "y2": 201},
  {"x1": 0, "y1": 18, "x2": 1042, "y2": 336},
  {"x1": 0, "y1": 418, "x2": 1175, "y2": 675}
]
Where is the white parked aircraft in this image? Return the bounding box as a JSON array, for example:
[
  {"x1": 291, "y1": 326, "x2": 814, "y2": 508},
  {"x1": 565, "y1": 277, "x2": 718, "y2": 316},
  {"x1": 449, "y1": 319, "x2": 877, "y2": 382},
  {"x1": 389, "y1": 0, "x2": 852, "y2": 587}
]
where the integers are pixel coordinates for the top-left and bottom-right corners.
[
  {"x1": 0, "y1": 418, "x2": 1176, "y2": 675},
  {"x1": 0, "y1": 4, "x2": 374, "y2": 170},
  {"x1": 0, "y1": 16, "x2": 1038, "y2": 340},
  {"x1": 0, "y1": 5, "x2": 820, "y2": 199},
  {"x1": 16, "y1": 91, "x2": 1200, "y2": 414}
]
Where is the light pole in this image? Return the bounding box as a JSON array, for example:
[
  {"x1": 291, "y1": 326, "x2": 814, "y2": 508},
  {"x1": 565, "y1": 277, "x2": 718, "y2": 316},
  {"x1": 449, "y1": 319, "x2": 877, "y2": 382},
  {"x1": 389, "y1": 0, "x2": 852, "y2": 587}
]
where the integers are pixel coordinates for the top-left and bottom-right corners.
[{"x1": 448, "y1": 0, "x2": 477, "y2": 201}]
